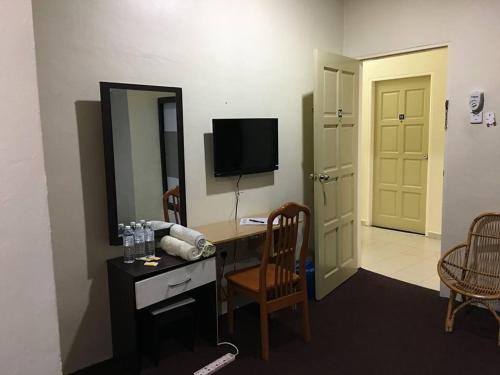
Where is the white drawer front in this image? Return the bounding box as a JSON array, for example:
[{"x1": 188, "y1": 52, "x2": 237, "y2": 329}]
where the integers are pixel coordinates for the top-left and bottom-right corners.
[{"x1": 135, "y1": 257, "x2": 216, "y2": 309}]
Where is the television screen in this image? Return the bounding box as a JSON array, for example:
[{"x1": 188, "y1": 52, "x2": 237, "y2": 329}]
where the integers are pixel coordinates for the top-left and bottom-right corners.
[{"x1": 213, "y1": 118, "x2": 278, "y2": 177}]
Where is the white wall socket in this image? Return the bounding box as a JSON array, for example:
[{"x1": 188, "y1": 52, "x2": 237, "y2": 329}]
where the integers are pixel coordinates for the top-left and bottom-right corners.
[{"x1": 485, "y1": 111, "x2": 496, "y2": 127}]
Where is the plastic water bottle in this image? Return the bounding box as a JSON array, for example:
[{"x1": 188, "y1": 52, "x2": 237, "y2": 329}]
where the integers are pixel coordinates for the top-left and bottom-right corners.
[
  {"x1": 144, "y1": 221, "x2": 155, "y2": 258},
  {"x1": 118, "y1": 223, "x2": 125, "y2": 237},
  {"x1": 122, "y1": 226, "x2": 135, "y2": 264},
  {"x1": 134, "y1": 223, "x2": 146, "y2": 259},
  {"x1": 139, "y1": 219, "x2": 146, "y2": 229}
]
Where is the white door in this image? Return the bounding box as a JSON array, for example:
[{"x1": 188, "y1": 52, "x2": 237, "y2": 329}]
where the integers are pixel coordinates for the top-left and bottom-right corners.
[{"x1": 313, "y1": 50, "x2": 359, "y2": 300}]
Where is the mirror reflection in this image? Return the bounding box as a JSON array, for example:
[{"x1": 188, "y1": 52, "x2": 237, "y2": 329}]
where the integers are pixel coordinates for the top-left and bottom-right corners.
[{"x1": 103, "y1": 83, "x2": 186, "y2": 244}]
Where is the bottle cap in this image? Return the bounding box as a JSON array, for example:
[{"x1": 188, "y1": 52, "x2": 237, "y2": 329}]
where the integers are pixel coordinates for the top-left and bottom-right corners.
[
  {"x1": 135, "y1": 223, "x2": 142, "y2": 228},
  {"x1": 125, "y1": 225, "x2": 131, "y2": 229}
]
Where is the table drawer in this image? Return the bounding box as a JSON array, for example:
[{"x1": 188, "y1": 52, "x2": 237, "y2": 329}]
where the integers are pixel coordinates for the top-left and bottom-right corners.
[{"x1": 135, "y1": 257, "x2": 216, "y2": 309}]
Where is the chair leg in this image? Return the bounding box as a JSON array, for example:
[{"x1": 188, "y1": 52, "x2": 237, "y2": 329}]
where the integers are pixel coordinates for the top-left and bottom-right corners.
[
  {"x1": 259, "y1": 303, "x2": 269, "y2": 360},
  {"x1": 302, "y1": 294, "x2": 311, "y2": 342},
  {"x1": 227, "y1": 282, "x2": 234, "y2": 334},
  {"x1": 445, "y1": 290, "x2": 456, "y2": 332}
]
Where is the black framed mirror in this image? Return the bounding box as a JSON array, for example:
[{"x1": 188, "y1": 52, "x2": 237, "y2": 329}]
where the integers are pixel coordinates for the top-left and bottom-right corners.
[{"x1": 100, "y1": 82, "x2": 187, "y2": 245}]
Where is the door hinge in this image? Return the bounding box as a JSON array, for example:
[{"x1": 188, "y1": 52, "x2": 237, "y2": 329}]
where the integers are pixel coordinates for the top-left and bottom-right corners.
[{"x1": 338, "y1": 108, "x2": 343, "y2": 118}]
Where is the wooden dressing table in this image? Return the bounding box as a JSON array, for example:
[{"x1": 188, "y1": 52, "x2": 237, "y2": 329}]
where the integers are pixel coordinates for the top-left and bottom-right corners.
[
  {"x1": 107, "y1": 254, "x2": 217, "y2": 374},
  {"x1": 107, "y1": 214, "x2": 274, "y2": 373}
]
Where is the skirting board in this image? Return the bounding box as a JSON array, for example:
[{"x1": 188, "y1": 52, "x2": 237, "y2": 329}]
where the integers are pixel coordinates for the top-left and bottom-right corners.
[{"x1": 427, "y1": 232, "x2": 441, "y2": 240}]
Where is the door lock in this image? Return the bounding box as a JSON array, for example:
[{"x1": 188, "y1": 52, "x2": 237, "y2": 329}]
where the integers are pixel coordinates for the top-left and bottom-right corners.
[
  {"x1": 309, "y1": 173, "x2": 318, "y2": 181},
  {"x1": 423, "y1": 154, "x2": 428, "y2": 160}
]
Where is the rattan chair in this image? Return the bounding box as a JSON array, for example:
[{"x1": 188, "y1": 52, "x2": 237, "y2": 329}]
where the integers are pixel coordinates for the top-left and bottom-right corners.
[{"x1": 438, "y1": 212, "x2": 500, "y2": 345}]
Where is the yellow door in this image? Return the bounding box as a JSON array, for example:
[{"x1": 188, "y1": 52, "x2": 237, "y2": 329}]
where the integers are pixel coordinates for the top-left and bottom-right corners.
[
  {"x1": 313, "y1": 50, "x2": 359, "y2": 300},
  {"x1": 373, "y1": 76, "x2": 430, "y2": 234}
]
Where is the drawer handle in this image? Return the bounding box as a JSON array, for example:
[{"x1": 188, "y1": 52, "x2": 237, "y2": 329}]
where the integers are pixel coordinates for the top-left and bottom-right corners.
[{"x1": 168, "y1": 276, "x2": 192, "y2": 287}]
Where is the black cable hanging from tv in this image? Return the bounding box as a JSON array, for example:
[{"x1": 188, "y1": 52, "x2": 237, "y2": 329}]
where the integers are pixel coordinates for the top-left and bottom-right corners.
[{"x1": 234, "y1": 174, "x2": 242, "y2": 222}]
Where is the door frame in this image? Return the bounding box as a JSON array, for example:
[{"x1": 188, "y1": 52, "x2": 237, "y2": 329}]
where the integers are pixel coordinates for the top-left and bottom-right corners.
[
  {"x1": 368, "y1": 73, "x2": 432, "y2": 234},
  {"x1": 358, "y1": 46, "x2": 448, "y2": 238}
]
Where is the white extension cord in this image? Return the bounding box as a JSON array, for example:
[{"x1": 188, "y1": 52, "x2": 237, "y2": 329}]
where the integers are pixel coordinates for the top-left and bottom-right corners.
[{"x1": 193, "y1": 342, "x2": 239, "y2": 375}]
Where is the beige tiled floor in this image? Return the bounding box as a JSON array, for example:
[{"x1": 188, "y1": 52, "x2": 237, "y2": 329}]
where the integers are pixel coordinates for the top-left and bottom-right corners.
[{"x1": 360, "y1": 226, "x2": 441, "y2": 290}]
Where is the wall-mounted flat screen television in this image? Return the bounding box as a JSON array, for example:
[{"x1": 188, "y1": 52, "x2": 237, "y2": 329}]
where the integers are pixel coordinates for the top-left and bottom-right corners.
[{"x1": 212, "y1": 118, "x2": 278, "y2": 177}]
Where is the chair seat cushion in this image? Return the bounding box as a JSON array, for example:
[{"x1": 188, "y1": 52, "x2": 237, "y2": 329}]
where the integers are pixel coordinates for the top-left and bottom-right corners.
[{"x1": 226, "y1": 264, "x2": 300, "y2": 293}]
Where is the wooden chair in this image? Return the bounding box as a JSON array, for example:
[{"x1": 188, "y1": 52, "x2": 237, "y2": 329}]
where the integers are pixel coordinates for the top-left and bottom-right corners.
[
  {"x1": 225, "y1": 202, "x2": 311, "y2": 360},
  {"x1": 438, "y1": 212, "x2": 500, "y2": 345},
  {"x1": 162, "y1": 185, "x2": 181, "y2": 224}
]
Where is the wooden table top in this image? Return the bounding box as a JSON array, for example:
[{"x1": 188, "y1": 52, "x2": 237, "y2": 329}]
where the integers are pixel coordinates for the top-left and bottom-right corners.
[{"x1": 193, "y1": 213, "x2": 272, "y2": 245}]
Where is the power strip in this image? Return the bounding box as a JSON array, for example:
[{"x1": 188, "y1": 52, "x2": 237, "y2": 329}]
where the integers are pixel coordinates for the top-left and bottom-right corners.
[{"x1": 194, "y1": 353, "x2": 235, "y2": 375}]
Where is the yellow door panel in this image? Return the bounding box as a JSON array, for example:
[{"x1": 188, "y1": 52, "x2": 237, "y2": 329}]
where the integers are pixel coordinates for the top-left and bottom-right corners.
[
  {"x1": 341, "y1": 71, "x2": 355, "y2": 115},
  {"x1": 373, "y1": 76, "x2": 430, "y2": 234},
  {"x1": 340, "y1": 221, "x2": 354, "y2": 264},
  {"x1": 405, "y1": 89, "x2": 425, "y2": 118},
  {"x1": 380, "y1": 158, "x2": 398, "y2": 184},
  {"x1": 379, "y1": 190, "x2": 397, "y2": 216},
  {"x1": 324, "y1": 228, "x2": 338, "y2": 274},
  {"x1": 323, "y1": 127, "x2": 338, "y2": 170},
  {"x1": 381, "y1": 91, "x2": 400, "y2": 119},
  {"x1": 380, "y1": 125, "x2": 399, "y2": 152},
  {"x1": 402, "y1": 192, "x2": 421, "y2": 220},
  {"x1": 402, "y1": 160, "x2": 422, "y2": 187},
  {"x1": 324, "y1": 69, "x2": 339, "y2": 114},
  {"x1": 314, "y1": 50, "x2": 359, "y2": 299},
  {"x1": 404, "y1": 124, "x2": 424, "y2": 153},
  {"x1": 340, "y1": 174, "x2": 354, "y2": 216},
  {"x1": 340, "y1": 125, "x2": 354, "y2": 167},
  {"x1": 324, "y1": 180, "x2": 337, "y2": 223}
]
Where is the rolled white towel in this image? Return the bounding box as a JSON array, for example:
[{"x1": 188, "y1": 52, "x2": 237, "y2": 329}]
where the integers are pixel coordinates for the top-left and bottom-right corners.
[
  {"x1": 170, "y1": 224, "x2": 206, "y2": 250},
  {"x1": 201, "y1": 241, "x2": 216, "y2": 258},
  {"x1": 150, "y1": 220, "x2": 175, "y2": 231},
  {"x1": 160, "y1": 235, "x2": 201, "y2": 261}
]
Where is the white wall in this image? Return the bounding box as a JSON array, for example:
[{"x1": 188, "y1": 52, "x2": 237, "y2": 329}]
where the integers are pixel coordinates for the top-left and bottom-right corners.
[
  {"x1": 0, "y1": 0, "x2": 61, "y2": 374},
  {"x1": 32, "y1": 0, "x2": 344, "y2": 371},
  {"x1": 344, "y1": 0, "x2": 500, "y2": 282}
]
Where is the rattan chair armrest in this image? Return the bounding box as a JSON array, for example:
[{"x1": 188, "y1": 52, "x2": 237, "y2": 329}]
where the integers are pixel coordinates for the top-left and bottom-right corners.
[
  {"x1": 439, "y1": 243, "x2": 467, "y2": 263},
  {"x1": 437, "y1": 243, "x2": 468, "y2": 282}
]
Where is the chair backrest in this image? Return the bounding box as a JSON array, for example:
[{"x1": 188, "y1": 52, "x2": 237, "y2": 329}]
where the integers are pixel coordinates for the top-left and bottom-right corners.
[
  {"x1": 162, "y1": 185, "x2": 181, "y2": 224},
  {"x1": 260, "y1": 202, "x2": 311, "y2": 300},
  {"x1": 465, "y1": 213, "x2": 500, "y2": 284}
]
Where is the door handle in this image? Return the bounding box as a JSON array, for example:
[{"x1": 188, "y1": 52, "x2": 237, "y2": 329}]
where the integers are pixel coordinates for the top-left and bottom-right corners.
[
  {"x1": 423, "y1": 154, "x2": 428, "y2": 160},
  {"x1": 318, "y1": 174, "x2": 338, "y2": 182}
]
